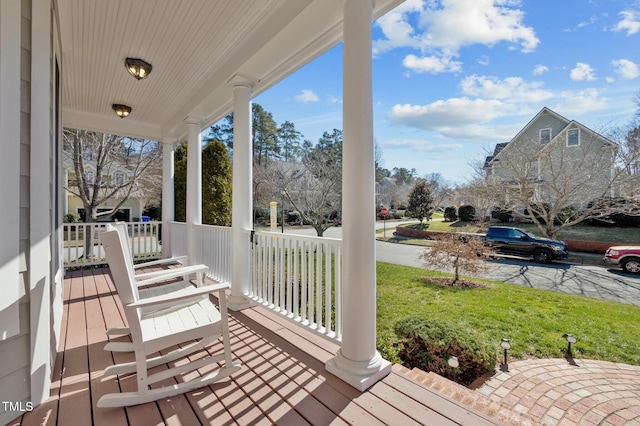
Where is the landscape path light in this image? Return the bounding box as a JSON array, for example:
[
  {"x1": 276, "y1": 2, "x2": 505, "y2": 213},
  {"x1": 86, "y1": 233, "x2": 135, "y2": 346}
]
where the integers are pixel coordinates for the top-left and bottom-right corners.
[
  {"x1": 500, "y1": 338, "x2": 511, "y2": 370},
  {"x1": 447, "y1": 355, "x2": 459, "y2": 382},
  {"x1": 563, "y1": 333, "x2": 577, "y2": 356}
]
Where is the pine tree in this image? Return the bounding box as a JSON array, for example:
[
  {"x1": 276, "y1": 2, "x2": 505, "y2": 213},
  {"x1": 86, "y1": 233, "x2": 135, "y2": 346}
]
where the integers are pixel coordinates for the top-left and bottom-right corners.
[{"x1": 406, "y1": 178, "x2": 434, "y2": 224}]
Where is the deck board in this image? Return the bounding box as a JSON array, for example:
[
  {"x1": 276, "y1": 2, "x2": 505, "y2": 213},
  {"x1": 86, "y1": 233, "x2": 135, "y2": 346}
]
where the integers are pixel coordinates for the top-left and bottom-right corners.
[{"x1": 12, "y1": 267, "x2": 502, "y2": 426}]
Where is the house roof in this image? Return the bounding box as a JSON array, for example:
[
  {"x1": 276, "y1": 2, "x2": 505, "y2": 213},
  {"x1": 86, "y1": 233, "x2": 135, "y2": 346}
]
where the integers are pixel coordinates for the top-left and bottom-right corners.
[
  {"x1": 484, "y1": 107, "x2": 617, "y2": 168},
  {"x1": 59, "y1": 0, "x2": 403, "y2": 142}
]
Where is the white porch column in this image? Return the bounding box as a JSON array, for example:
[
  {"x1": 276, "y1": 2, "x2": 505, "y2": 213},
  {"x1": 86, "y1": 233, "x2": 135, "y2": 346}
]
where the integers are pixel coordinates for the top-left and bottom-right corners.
[
  {"x1": 186, "y1": 119, "x2": 202, "y2": 265},
  {"x1": 325, "y1": 0, "x2": 391, "y2": 391},
  {"x1": 227, "y1": 75, "x2": 255, "y2": 310},
  {"x1": 161, "y1": 140, "x2": 175, "y2": 258}
]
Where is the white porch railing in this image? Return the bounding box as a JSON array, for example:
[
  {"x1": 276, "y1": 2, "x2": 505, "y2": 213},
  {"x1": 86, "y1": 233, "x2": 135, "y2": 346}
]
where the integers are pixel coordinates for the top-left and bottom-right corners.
[
  {"x1": 193, "y1": 224, "x2": 232, "y2": 284},
  {"x1": 63, "y1": 221, "x2": 161, "y2": 268},
  {"x1": 169, "y1": 221, "x2": 187, "y2": 258},
  {"x1": 66, "y1": 220, "x2": 342, "y2": 341},
  {"x1": 249, "y1": 231, "x2": 343, "y2": 341}
]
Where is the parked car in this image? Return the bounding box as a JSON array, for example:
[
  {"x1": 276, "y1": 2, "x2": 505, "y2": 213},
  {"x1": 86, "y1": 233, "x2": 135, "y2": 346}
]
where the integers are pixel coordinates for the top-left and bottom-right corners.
[
  {"x1": 481, "y1": 226, "x2": 568, "y2": 264},
  {"x1": 603, "y1": 246, "x2": 640, "y2": 273}
]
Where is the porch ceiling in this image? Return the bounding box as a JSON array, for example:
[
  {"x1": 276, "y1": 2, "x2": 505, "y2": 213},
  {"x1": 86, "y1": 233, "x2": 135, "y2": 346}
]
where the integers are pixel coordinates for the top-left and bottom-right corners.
[{"x1": 59, "y1": 0, "x2": 403, "y2": 142}]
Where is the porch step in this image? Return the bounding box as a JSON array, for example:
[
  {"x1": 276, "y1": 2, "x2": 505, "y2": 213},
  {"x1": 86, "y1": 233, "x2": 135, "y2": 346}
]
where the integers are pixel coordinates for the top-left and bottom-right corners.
[{"x1": 393, "y1": 365, "x2": 536, "y2": 426}]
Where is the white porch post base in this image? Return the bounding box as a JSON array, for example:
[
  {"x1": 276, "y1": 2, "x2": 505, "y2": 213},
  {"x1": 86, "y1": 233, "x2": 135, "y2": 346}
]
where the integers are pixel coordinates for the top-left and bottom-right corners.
[
  {"x1": 226, "y1": 295, "x2": 255, "y2": 311},
  {"x1": 326, "y1": 349, "x2": 391, "y2": 392}
]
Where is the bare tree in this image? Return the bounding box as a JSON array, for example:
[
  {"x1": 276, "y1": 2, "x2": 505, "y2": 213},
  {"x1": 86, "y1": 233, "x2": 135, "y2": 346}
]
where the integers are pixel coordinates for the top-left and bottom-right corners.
[
  {"x1": 63, "y1": 128, "x2": 161, "y2": 258},
  {"x1": 259, "y1": 130, "x2": 343, "y2": 237},
  {"x1": 420, "y1": 234, "x2": 494, "y2": 284},
  {"x1": 423, "y1": 172, "x2": 454, "y2": 209},
  {"x1": 277, "y1": 159, "x2": 341, "y2": 237}
]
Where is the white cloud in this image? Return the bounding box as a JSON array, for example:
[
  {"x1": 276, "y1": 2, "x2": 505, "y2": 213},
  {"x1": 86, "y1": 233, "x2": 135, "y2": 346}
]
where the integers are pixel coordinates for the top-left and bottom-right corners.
[
  {"x1": 327, "y1": 95, "x2": 342, "y2": 104},
  {"x1": 533, "y1": 65, "x2": 549, "y2": 75},
  {"x1": 565, "y1": 16, "x2": 598, "y2": 32},
  {"x1": 478, "y1": 55, "x2": 490, "y2": 66},
  {"x1": 570, "y1": 63, "x2": 596, "y2": 81},
  {"x1": 420, "y1": 0, "x2": 540, "y2": 54},
  {"x1": 553, "y1": 89, "x2": 607, "y2": 115},
  {"x1": 613, "y1": 10, "x2": 640, "y2": 35},
  {"x1": 611, "y1": 59, "x2": 640, "y2": 79},
  {"x1": 373, "y1": 0, "x2": 425, "y2": 55},
  {"x1": 460, "y1": 75, "x2": 553, "y2": 103},
  {"x1": 380, "y1": 138, "x2": 462, "y2": 152},
  {"x1": 388, "y1": 97, "x2": 507, "y2": 131},
  {"x1": 402, "y1": 54, "x2": 462, "y2": 73},
  {"x1": 374, "y1": 0, "x2": 539, "y2": 74},
  {"x1": 294, "y1": 89, "x2": 319, "y2": 104}
]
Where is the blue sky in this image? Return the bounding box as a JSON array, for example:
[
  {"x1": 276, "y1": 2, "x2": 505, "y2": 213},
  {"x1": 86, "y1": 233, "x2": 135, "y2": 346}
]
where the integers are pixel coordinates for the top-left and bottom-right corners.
[{"x1": 254, "y1": 0, "x2": 640, "y2": 184}]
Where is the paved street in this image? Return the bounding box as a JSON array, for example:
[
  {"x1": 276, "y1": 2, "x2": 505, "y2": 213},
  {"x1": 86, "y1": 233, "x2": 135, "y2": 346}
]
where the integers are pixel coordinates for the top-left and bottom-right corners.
[{"x1": 283, "y1": 223, "x2": 640, "y2": 307}]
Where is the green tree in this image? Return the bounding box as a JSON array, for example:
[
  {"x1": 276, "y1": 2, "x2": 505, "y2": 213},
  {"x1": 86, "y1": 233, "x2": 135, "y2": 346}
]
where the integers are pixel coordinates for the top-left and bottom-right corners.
[
  {"x1": 406, "y1": 178, "x2": 434, "y2": 224},
  {"x1": 208, "y1": 113, "x2": 234, "y2": 154},
  {"x1": 253, "y1": 104, "x2": 279, "y2": 166},
  {"x1": 174, "y1": 143, "x2": 188, "y2": 222},
  {"x1": 392, "y1": 167, "x2": 417, "y2": 185},
  {"x1": 202, "y1": 140, "x2": 232, "y2": 226},
  {"x1": 277, "y1": 120, "x2": 302, "y2": 162},
  {"x1": 174, "y1": 140, "x2": 232, "y2": 225}
]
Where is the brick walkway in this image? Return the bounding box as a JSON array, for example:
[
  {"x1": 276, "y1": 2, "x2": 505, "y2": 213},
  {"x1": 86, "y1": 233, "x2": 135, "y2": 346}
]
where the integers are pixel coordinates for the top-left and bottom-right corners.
[
  {"x1": 399, "y1": 358, "x2": 640, "y2": 426},
  {"x1": 478, "y1": 359, "x2": 640, "y2": 425}
]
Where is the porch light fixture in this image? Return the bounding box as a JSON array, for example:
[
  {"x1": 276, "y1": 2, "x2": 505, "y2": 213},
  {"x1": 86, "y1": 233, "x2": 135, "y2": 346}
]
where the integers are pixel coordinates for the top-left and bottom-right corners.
[
  {"x1": 112, "y1": 104, "x2": 132, "y2": 118},
  {"x1": 563, "y1": 333, "x2": 577, "y2": 356},
  {"x1": 500, "y1": 338, "x2": 511, "y2": 370},
  {"x1": 125, "y1": 58, "x2": 152, "y2": 80}
]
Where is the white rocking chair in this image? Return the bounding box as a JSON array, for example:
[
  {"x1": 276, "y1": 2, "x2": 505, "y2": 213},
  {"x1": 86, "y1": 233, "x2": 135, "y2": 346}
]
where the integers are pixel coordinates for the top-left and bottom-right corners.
[
  {"x1": 98, "y1": 227, "x2": 241, "y2": 408},
  {"x1": 103, "y1": 222, "x2": 209, "y2": 342}
]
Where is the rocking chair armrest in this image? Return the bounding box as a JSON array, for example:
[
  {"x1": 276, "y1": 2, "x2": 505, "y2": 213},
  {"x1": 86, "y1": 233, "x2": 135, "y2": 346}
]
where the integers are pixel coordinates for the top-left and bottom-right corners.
[
  {"x1": 127, "y1": 282, "x2": 230, "y2": 308},
  {"x1": 132, "y1": 255, "x2": 188, "y2": 269},
  {"x1": 134, "y1": 264, "x2": 208, "y2": 285}
]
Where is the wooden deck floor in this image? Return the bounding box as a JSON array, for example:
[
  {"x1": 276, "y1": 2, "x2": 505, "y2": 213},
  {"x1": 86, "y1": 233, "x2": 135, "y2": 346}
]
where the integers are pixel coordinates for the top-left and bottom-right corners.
[{"x1": 9, "y1": 267, "x2": 501, "y2": 426}]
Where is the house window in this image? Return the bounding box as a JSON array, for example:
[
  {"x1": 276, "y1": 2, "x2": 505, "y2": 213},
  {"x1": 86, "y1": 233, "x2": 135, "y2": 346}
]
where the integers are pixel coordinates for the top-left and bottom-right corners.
[
  {"x1": 540, "y1": 128, "x2": 551, "y2": 144},
  {"x1": 115, "y1": 172, "x2": 126, "y2": 185},
  {"x1": 86, "y1": 170, "x2": 94, "y2": 184},
  {"x1": 567, "y1": 128, "x2": 580, "y2": 146}
]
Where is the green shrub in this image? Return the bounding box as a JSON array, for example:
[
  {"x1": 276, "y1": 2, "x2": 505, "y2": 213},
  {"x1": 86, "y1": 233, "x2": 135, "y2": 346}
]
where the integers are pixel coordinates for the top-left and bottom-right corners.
[
  {"x1": 458, "y1": 205, "x2": 476, "y2": 222},
  {"x1": 64, "y1": 213, "x2": 79, "y2": 223},
  {"x1": 443, "y1": 206, "x2": 457, "y2": 222},
  {"x1": 394, "y1": 316, "x2": 496, "y2": 386},
  {"x1": 491, "y1": 209, "x2": 512, "y2": 223}
]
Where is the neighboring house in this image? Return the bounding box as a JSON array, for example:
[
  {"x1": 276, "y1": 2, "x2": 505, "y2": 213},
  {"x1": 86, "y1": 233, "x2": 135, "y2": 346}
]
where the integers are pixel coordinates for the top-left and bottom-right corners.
[
  {"x1": 63, "y1": 158, "x2": 143, "y2": 222},
  {"x1": 483, "y1": 107, "x2": 618, "y2": 208}
]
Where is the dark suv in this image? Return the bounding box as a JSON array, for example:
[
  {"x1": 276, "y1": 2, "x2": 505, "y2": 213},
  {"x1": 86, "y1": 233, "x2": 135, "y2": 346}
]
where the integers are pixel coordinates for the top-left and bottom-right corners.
[{"x1": 482, "y1": 226, "x2": 568, "y2": 264}]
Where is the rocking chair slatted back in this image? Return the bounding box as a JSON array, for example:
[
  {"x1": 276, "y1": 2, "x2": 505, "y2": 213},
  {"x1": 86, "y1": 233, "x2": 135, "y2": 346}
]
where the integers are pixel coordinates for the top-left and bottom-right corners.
[{"x1": 101, "y1": 228, "x2": 140, "y2": 305}]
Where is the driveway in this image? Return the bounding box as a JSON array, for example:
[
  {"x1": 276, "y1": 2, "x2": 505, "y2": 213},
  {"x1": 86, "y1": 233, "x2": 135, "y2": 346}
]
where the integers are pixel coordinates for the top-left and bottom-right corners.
[{"x1": 282, "y1": 224, "x2": 640, "y2": 307}]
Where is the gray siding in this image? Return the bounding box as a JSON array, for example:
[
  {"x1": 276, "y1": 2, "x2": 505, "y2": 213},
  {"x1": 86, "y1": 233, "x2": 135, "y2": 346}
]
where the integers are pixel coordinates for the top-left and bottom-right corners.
[{"x1": 0, "y1": 1, "x2": 32, "y2": 423}]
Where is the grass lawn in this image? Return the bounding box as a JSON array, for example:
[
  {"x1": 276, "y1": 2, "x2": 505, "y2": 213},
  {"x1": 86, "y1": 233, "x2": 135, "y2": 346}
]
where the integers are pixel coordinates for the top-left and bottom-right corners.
[{"x1": 376, "y1": 261, "x2": 640, "y2": 366}]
